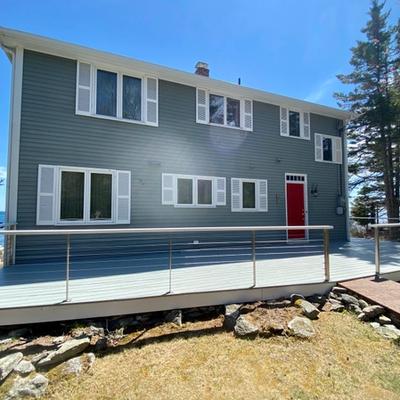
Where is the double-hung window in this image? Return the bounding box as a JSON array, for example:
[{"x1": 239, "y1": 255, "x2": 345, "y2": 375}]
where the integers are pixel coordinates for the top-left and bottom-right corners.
[
  {"x1": 36, "y1": 165, "x2": 131, "y2": 225},
  {"x1": 162, "y1": 174, "x2": 226, "y2": 207},
  {"x1": 196, "y1": 88, "x2": 253, "y2": 131},
  {"x1": 315, "y1": 133, "x2": 343, "y2": 164},
  {"x1": 76, "y1": 61, "x2": 158, "y2": 126},
  {"x1": 280, "y1": 107, "x2": 310, "y2": 140},
  {"x1": 231, "y1": 178, "x2": 268, "y2": 212}
]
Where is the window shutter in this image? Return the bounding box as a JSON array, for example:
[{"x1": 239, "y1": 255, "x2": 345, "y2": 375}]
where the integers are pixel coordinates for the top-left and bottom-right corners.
[
  {"x1": 162, "y1": 174, "x2": 175, "y2": 205},
  {"x1": 242, "y1": 99, "x2": 253, "y2": 131},
  {"x1": 303, "y1": 112, "x2": 310, "y2": 139},
  {"x1": 145, "y1": 77, "x2": 158, "y2": 125},
  {"x1": 315, "y1": 133, "x2": 323, "y2": 161},
  {"x1": 333, "y1": 137, "x2": 343, "y2": 164},
  {"x1": 196, "y1": 88, "x2": 208, "y2": 123},
  {"x1": 231, "y1": 178, "x2": 241, "y2": 211},
  {"x1": 257, "y1": 180, "x2": 268, "y2": 212},
  {"x1": 37, "y1": 165, "x2": 56, "y2": 225},
  {"x1": 116, "y1": 170, "x2": 131, "y2": 224},
  {"x1": 76, "y1": 62, "x2": 92, "y2": 114},
  {"x1": 214, "y1": 177, "x2": 226, "y2": 206},
  {"x1": 280, "y1": 107, "x2": 289, "y2": 136}
]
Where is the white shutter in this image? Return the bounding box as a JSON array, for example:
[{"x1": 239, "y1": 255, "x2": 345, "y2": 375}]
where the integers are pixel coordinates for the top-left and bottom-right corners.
[
  {"x1": 257, "y1": 180, "x2": 268, "y2": 212},
  {"x1": 214, "y1": 177, "x2": 226, "y2": 206},
  {"x1": 280, "y1": 107, "x2": 289, "y2": 136},
  {"x1": 196, "y1": 88, "x2": 208, "y2": 123},
  {"x1": 116, "y1": 170, "x2": 131, "y2": 224},
  {"x1": 303, "y1": 112, "x2": 310, "y2": 139},
  {"x1": 37, "y1": 165, "x2": 56, "y2": 225},
  {"x1": 242, "y1": 99, "x2": 253, "y2": 131},
  {"x1": 162, "y1": 174, "x2": 175, "y2": 205},
  {"x1": 76, "y1": 62, "x2": 92, "y2": 114},
  {"x1": 145, "y1": 77, "x2": 158, "y2": 125},
  {"x1": 333, "y1": 137, "x2": 343, "y2": 164},
  {"x1": 315, "y1": 133, "x2": 323, "y2": 161},
  {"x1": 231, "y1": 178, "x2": 242, "y2": 212}
]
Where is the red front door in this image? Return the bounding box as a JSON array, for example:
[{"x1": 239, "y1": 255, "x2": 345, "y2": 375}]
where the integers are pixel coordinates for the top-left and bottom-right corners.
[{"x1": 286, "y1": 182, "x2": 306, "y2": 239}]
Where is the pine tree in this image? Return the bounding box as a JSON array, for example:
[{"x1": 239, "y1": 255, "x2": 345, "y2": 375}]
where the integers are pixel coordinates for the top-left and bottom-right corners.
[{"x1": 336, "y1": 1, "x2": 399, "y2": 234}]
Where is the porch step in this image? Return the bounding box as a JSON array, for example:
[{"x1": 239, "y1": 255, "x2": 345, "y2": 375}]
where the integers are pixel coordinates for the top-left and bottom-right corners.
[{"x1": 339, "y1": 276, "x2": 400, "y2": 317}]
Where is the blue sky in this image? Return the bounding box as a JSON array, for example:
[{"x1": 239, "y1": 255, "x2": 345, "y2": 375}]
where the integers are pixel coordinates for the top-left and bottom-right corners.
[{"x1": 0, "y1": 0, "x2": 399, "y2": 211}]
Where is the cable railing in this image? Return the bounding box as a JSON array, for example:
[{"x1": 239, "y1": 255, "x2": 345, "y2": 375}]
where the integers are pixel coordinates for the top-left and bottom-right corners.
[
  {"x1": 0, "y1": 225, "x2": 333, "y2": 305},
  {"x1": 370, "y1": 222, "x2": 400, "y2": 278}
]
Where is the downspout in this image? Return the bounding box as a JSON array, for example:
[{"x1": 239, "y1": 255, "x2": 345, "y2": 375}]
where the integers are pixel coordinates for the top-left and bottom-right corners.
[{"x1": 343, "y1": 122, "x2": 350, "y2": 241}]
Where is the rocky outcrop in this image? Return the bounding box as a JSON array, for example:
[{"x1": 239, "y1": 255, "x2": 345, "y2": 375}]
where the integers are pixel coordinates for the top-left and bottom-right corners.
[
  {"x1": 288, "y1": 317, "x2": 316, "y2": 338},
  {"x1": 14, "y1": 359, "x2": 35, "y2": 376},
  {"x1": 0, "y1": 352, "x2": 23, "y2": 381},
  {"x1": 37, "y1": 337, "x2": 90, "y2": 368},
  {"x1": 5, "y1": 374, "x2": 48, "y2": 400},
  {"x1": 294, "y1": 299, "x2": 320, "y2": 320}
]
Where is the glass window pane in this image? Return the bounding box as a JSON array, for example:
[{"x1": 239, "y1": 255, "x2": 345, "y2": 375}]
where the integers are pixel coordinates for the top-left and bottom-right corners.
[
  {"x1": 209, "y1": 94, "x2": 224, "y2": 124},
  {"x1": 227, "y1": 98, "x2": 240, "y2": 127},
  {"x1": 96, "y1": 70, "x2": 117, "y2": 117},
  {"x1": 177, "y1": 178, "x2": 193, "y2": 204},
  {"x1": 123, "y1": 76, "x2": 141, "y2": 121},
  {"x1": 289, "y1": 110, "x2": 300, "y2": 137},
  {"x1": 60, "y1": 171, "x2": 84, "y2": 220},
  {"x1": 243, "y1": 182, "x2": 256, "y2": 209},
  {"x1": 197, "y1": 179, "x2": 212, "y2": 205},
  {"x1": 323, "y1": 137, "x2": 333, "y2": 161},
  {"x1": 90, "y1": 173, "x2": 112, "y2": 220}
]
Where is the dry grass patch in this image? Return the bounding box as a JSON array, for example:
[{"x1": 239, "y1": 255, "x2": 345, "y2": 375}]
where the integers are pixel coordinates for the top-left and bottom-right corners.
[{"x1": 40, "y1": 312, "x2": 400, "y2": 400}]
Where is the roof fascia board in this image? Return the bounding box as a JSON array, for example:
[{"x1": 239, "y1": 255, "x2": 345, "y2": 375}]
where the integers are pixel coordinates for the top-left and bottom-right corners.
[{"x1": 0, "y1": 27, "x2": 351, "y2": 121}]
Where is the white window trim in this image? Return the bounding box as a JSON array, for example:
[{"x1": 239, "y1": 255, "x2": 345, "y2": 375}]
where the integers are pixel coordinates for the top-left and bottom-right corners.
[
  {"x1": 55, "y1": 166, "x2": 118, "y2": 226},
  {"x1": 280, "y1": 106, "x2": 310, "y2": 141},
  {"x1": 315, "y1": 132, "x2": 343, "y2": 164},
  {"x1": 76, "y1": 60, "x2": 158, "y2": 127},
  {"x1": 231, "y1": 178, "x2": 268, "y2": 212},
  {"x1": 198, "y1": 89, "x2": 252, "y2": 132},
  {"x1": 175, "y1": 174, "x2": 217, "y2": 208}
]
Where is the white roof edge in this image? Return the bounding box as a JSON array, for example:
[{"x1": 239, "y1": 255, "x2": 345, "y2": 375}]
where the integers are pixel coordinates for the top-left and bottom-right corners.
[{"x1": 0, "y1": 26, "x2": 351, "y2": 120}]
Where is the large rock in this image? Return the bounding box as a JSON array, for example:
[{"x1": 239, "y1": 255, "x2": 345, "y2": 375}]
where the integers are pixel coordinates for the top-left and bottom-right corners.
[
  {"x1": 14, "y1": 359, "x2": 35, "y2": 376},
  {"x1": 288, "y1": 317, "x2": 316, "y2": 338},
  {"x1": 358, "y1": 299, "x2": 369, "y2": 309},
  {"x1": 378, "y1": 315, "x2": 392, "y2": 325},
  {"x1": 224, "y1": 304, "x2": 241, "y2": 330},
  {"x1": 234, "y1": 316, "x2": 259, "y2": 338},
  {"x1": 363, "y1": 305, "x2": 385, "y2": 320},
  {"x1": 0, "y1": 352, "x2": 23, "y2": 381},
  {"x1": 37, "y1": 337, "x2": 90, "y2": 368},
  {"x1": 295, "y1": 299, "x2": 320, "y2": 320},
  {"x1": 6, "y1": 374, "x2": 48, "y2": 399},
  {"x1": 340, "y1": 294, "x2": 360, "y2": 307},
  {"x1": 375, "y1": 324, "x2": 400, "y2": 340},
  {"x1": 332, "y1": 286, "x2": 348, "y2": 294}
]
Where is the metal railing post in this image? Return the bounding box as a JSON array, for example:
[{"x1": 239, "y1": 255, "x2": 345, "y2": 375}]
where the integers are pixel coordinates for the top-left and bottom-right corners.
[
  {"x1": 323, "y1": 228, "x2": 330, "y2": 282},
  {"x1": 65, "y1": 234, "x2": 71, "y2": 302},
  {"x1": 168, "y1": 239, "x2": 173, "y2": 294},
  {"x1": 374, "y1": 227, "x2": 381, "y2": 279},
  {"x1": 252, "y1": 230, "x2": 256, "y2": 287}
]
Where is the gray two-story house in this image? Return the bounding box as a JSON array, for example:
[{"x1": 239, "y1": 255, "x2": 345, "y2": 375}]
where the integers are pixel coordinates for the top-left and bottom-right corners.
[{"x1": 0, "y1": 27, "x2": 350, "y2": 265}]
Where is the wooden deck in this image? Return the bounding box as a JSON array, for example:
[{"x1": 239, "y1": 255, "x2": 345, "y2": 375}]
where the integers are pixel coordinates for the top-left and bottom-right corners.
[{"x1": 1, "y1": 238, "x2": 400, "y2": 313}]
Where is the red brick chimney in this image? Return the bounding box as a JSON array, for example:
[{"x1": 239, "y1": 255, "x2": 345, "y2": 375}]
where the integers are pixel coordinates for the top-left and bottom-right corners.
[{"x1": 195, "y1": 61, "x2": 209, "y2": 77}]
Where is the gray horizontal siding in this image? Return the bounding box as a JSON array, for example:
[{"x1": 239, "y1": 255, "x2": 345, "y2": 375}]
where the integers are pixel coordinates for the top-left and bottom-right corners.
[{"x1": 15, "y1": 50, "x2": 346, "y2": 261}]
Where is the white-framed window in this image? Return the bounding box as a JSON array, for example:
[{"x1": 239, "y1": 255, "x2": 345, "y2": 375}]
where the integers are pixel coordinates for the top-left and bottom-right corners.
[
  {"x1": 280, "y1": 107, "x2": 310, "y2": 140},
  {"x1": 36, "y1": 165, "x2": 131, "y2": 225},
  {"x1": 76, "y1": 61, "x2": 158, "y2": 126},
  {"x1": 231, "y1": 178, "x2": 268, "y2": 212},
  {"x1": 315, "y1": 133, "x2": 342, "y2": 164},
  {"x1": 162, "y1": 173, "x2": 226, "y2": 208},
  {"x1": 196, "y1": 88, "x2": 253, "y2": 131}
]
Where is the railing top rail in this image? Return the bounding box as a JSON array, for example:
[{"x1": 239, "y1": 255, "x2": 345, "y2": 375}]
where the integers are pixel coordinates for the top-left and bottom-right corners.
[
  {"x1": 370, "y1": 223, "x2": 400, "y2": 228},
  {"x1": 0, "y1": 225, "x2": 333, "y2": 236}
]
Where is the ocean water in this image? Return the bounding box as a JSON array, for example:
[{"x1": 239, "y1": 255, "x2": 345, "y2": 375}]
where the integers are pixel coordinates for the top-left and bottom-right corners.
[{"x1": 0, "y1": 211, "x2": 4, "y2": 246}]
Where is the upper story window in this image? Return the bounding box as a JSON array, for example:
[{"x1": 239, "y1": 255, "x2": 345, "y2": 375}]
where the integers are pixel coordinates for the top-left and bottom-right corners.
[
  {"x1": 76, "y1": 61, "x2": 158, "y2": 126},
  {"x1": 162, "y1": 173, "x2": 226, "y2": 208},
  {"x1": 36, "y1": 165, "x2": 131, "y2": 226},
  {"x1": 196, "y1": 88, "x2": 253, "y2": 131},
  {"x1": 315, "y1": 133, "x2": 343, "y2": 164},
  {"x1": 231, "y1": 178, "x2": 268, "y2": 212},
  {"x1": 280, "y1": 107, "x2": 310, "y2": 140}
]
